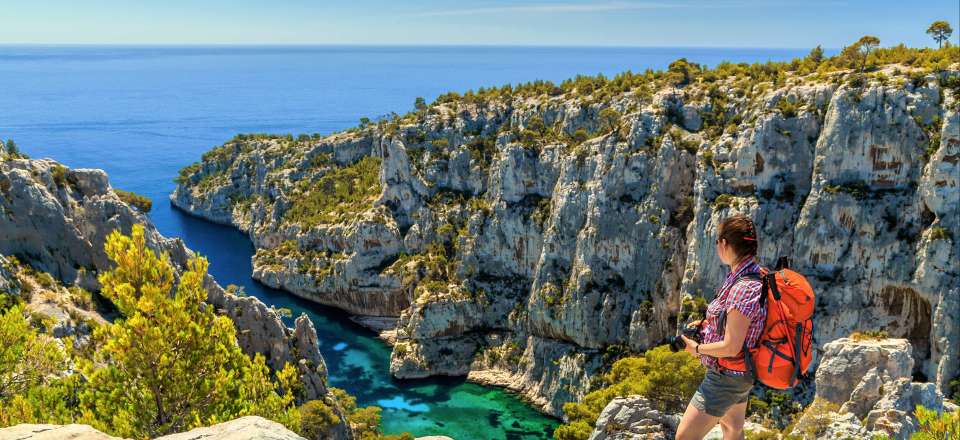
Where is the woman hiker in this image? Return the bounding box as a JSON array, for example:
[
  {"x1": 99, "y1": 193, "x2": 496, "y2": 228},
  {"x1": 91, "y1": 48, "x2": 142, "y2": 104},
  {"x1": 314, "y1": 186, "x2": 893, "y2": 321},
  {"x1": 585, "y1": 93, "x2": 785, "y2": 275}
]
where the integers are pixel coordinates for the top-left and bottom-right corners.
[{"x1": 675, "y1": 214, "x2": 765, "y2": 440}]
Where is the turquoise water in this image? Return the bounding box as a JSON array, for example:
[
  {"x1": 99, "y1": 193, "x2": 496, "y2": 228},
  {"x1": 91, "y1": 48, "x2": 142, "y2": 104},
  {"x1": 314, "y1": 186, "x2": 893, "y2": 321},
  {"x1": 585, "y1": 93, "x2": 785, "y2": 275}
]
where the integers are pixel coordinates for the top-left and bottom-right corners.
[{"x1": 0, "y1": 45, "x2": 810, "y2": 438}]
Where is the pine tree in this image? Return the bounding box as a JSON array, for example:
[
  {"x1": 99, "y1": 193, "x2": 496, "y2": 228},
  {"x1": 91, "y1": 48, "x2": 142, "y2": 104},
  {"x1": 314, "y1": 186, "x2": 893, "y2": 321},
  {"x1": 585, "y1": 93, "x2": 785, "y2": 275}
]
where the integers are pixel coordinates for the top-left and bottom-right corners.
[
  {"x1": 78, "y1": 225, "x2": 299, "y2": 438},
  {"x1": 927, "y1": 21, "x2": 954, "y2": 48},
  {"x1": 0, "y1": 305, "x2": 67, "y2": 401}
]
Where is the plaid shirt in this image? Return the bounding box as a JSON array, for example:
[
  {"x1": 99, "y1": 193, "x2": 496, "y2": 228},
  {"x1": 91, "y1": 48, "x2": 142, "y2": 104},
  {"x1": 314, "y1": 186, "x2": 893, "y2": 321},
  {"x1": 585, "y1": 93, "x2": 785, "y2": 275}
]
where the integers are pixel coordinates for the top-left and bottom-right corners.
[{"x1": 699, "y1": 255, "x2": 765, "y2": 374}]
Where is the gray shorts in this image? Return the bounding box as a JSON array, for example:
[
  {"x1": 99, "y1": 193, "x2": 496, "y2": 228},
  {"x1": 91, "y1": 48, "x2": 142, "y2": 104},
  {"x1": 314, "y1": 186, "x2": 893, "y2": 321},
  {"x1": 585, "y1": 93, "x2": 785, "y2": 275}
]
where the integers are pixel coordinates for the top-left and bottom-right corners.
[{"x1": 690, "y1": 369, "x2": 754, "y2": 417}]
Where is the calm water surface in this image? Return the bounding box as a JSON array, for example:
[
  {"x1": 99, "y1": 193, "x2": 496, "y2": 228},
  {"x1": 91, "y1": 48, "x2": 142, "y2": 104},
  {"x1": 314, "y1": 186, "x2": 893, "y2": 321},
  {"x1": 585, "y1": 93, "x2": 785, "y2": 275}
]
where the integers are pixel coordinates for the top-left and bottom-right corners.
[{"x1": 0, "y1": 45, "x2": 809, "y2": 438}]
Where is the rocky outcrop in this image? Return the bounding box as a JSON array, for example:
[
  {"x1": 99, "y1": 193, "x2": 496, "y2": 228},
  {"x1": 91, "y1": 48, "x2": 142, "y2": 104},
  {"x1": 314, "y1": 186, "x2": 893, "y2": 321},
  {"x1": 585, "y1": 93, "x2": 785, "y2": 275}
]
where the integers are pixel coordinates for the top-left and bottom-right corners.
[
  {"x1": 0, "y1": 156, "x2": 349, "y2": 437},
  {"x1": 171, "y1": 65, "x2": 960, "y2": 416},
  {"x1": 0, "y1": 423, "x2": 126, "y2": 440},
  {"x1": 791, "y1": 337, "x2": 947, "y2": 439},
  {"x1": 0, "y1": 416, "x2": 305, "y2": 440},
  {"x1": 155, "y1": 417, "x2": 305, "y2": 440},
  {"x1": 587, "y1": 396, "x2": 677, "y2": 440}
]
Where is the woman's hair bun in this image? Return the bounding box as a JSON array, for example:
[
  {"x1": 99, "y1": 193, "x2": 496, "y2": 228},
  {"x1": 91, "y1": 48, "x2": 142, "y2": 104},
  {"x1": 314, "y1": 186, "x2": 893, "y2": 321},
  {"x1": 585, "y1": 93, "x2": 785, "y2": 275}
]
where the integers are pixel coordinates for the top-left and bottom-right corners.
[{"x1": 718, "y1": 214, "x2": 759, "y2": 257}]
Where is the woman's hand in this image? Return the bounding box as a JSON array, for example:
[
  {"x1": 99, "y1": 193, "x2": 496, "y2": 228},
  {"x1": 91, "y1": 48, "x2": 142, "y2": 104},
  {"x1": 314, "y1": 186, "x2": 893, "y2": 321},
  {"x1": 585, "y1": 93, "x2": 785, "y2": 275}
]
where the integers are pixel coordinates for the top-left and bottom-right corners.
[{"x1": 681, "y1": 334, "x2": 699, "y2": 356}]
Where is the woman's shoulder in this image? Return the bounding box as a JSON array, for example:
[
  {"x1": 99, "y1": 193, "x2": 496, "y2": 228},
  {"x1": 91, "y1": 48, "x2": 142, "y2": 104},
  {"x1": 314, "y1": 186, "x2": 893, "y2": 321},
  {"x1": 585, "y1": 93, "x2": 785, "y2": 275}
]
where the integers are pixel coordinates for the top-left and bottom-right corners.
[{"x1": 730, "y1": 274, "x2": 763, "y2": 296}]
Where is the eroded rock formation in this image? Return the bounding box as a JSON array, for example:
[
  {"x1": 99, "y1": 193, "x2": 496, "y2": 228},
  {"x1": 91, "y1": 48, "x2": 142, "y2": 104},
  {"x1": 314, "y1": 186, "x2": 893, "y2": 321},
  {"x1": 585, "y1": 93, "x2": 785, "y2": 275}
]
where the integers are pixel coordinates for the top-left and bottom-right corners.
[
  {"x1": 170, "y1": 66, "x2": 960, "y2": 416},
  {"x1": 790, "y1": 337, "x2": 947, "y2": 439},
  {"x1": 0, "y1": 154, "x2": 350, "y2": 438}
]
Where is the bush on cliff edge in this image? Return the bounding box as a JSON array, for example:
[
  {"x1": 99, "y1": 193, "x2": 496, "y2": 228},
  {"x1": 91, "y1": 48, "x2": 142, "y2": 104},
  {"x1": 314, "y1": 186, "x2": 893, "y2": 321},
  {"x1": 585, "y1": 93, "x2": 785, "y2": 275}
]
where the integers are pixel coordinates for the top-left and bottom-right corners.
[{"x1": 554, "y1": 346, "x2": 705, "y2": 440}]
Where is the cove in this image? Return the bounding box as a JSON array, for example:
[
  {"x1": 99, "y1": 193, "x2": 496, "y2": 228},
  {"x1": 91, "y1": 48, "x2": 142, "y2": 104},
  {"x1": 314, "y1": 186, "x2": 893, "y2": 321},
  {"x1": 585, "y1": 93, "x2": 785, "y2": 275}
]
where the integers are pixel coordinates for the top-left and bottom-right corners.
[
  {"x1": 0, "y1": 44, "x2": 811, "y2": 439},
  {"x1": 169, "y1": 207, "x2": 558, "y2": 438}
]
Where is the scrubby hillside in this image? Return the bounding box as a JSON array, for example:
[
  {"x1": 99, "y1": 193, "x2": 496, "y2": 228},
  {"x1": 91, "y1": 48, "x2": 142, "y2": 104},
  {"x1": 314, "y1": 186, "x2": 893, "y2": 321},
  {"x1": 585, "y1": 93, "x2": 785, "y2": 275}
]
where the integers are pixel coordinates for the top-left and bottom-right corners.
[
  {"x1": 0, "y1": 150, "x2": 362, "y2": 439},
  {"x1": 171, "y1": 43, "x2": 960, "y2": 417}
]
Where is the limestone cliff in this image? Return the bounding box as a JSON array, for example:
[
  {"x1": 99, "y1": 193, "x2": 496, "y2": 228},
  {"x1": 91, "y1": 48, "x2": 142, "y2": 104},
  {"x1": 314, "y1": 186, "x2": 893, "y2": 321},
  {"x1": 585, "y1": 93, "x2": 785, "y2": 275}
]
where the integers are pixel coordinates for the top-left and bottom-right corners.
[
  {"x1": 171, "y1": 64, "x2": 960, "y2": 416},
  {"x1": 0, "y1": 153, "x2": 351, "y2": 439}
]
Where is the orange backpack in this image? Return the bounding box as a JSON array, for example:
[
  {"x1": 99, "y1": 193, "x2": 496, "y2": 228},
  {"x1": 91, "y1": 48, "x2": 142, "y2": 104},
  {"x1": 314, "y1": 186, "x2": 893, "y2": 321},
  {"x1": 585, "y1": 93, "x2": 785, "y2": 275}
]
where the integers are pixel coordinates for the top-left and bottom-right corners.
[{"x1": 717, "y1": 257, "x2": 815, "y2": 389}]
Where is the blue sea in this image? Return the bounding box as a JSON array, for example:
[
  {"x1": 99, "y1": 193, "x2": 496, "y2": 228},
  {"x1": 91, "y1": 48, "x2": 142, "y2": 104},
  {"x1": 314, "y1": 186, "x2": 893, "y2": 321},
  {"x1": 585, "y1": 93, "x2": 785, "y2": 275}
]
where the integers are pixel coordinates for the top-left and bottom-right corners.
[{"x1": 0, "y1": 45, "x2": 811, "y2": 439}]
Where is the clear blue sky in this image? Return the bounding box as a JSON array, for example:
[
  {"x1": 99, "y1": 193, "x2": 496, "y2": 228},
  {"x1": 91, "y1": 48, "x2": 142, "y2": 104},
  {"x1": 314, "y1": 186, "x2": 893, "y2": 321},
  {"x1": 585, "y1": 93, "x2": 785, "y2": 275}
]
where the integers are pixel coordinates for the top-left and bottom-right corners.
[{"x1": 2, "y1": 0, "x2": 957, "y2": 47}]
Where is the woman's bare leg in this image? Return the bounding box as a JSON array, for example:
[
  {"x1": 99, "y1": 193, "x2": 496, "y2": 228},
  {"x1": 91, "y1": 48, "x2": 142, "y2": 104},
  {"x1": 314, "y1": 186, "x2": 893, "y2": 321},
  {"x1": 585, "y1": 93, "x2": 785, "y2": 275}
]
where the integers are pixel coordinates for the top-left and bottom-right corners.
[
  {"x1": 675, "y1": 401, "x2": 720, "y2": 440},
  {"x1": 718, "y1": 401, "x2": 747, "y2": 440}
]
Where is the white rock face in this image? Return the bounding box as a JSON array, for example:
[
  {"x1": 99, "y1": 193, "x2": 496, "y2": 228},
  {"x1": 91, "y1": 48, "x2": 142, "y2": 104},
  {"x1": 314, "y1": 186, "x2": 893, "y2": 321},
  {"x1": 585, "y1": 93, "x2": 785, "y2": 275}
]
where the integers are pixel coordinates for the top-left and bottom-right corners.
[
  {"x1": 791, "y1": 337, "x2": 947, "y2": 440},
  {"x1": 587, "y1": 396, "x2": 676, "y2": 440},
  {"x1": 0, "y1": 417, "x2": 305, "y2": 440},
  {"x1": 0, "y1": 156, "x2": 350, "y2": 438},
  {"x1": 171, "y1": 67, "x2": 960, "y2": 416},
  {"x1": 155, "y1": 417, "x2": 305, "y2": 440},
  {"x1": 0, "y1": 423, "x2": 126, "y2": 440}
]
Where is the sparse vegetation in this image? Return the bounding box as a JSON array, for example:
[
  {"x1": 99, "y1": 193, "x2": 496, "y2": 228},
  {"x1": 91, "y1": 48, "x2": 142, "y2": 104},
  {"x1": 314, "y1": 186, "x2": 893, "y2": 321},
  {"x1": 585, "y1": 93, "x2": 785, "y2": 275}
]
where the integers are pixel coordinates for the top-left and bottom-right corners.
[
  {"x1": 712, "y1": 194, "x2": 736, "y2": 210},
  {"x1": 114, "y1": 189, "x2": 152, "y2": 213},
  {"x1": 789, "y1": 398, "x2": 840, "y2": 439},
  {"x1": 823, "y1": 180, "x2": 871, "y2": 200},
  {"x1": 850, "y1": 329, "x2": 889, "y2": 341},
  {"x1": 51, "y1": 165, "x2": 68, "y2": 188},
  {"x1": 928, "y1": 226, "x2": 952, "y2": 241},
  {"x1": 911, "y1": 405, "x2": 959, "y2": 439},
  {"x1": 2, "y1": 139, "x2": 27, "y2": 160},
  {"x1": 554, "y1": 346, "x2": 705, "y2": 440},
  {"x1": 284, "y1": 156, "x2": 382, "y2": 227}
]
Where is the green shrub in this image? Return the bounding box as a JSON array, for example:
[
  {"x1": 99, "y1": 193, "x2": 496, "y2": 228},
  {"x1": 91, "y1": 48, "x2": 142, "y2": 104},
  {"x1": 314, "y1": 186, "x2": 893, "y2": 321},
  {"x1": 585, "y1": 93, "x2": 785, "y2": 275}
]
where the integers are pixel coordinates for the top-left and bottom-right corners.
[
  {"x1": 946, "y1": 374, "x2": 960, "y2": 402},
  {"x1": 225, "y1": 284, "x2": 248, "y2": 297},
  {"x1": 789, "y1": 398, "x2": 840, "y2": 439},
  {"x1": 701, "y1": 150, "x2": 715, "y2": 169},
  {"x1": 555, "y1": 346, "x2": 705, "y2": 440},
  {"x1": 298, "y1": 399, "x2": 340, "y2": 439},
  {"x1": 745, "y1": 430, "x2": 779, "y2": 440},
  {"x1": 678, "y1": 295, "x2": 708, "y2": 323},
  {"x1": 671, "y1": 129, "x2": 699, "y2": 154},
  {"x1": 912, "y1": 405, "x2": 959, "y2": 439},
  {"x1": 666, "y1": 58, "x2": 701, "y2": 86},
  {"x1": 51, "y1": 165, "x2": 68, "y2": 188},
  {"x1": 850, "y1": 330, "x2": 889, "y2": 341},
  {"x1": 329, "y1": 388, "x2": 413, "y2": 440},
  {"x1": 570, "y1": 128, "x2": 589, "y2": 145},
  {"x1": 928, "y1": 226, "x2": 952, "y2": 241},
  {"x1": 175, "y1": 163, "x2": 200, "y2": 185},
  {"x1": 34, "y1": 272, "x2": 56, "y2": 290},
  {"x1": 68, "y1": 286, "x2": 94, "y2": 310},
  {"x1": 283, "y1": 156, "x2": 382, "y2": 228},
  {"x1": 775, "y1": 98, "x2": 800, "y2": 118},
  {"x1": 748, "y1": 389, "x2": 804, "y2": 430},
  {"x1": 114, "y1": 189, "x2": 152, "y2": 213},
  {"x1": 3, "y1": 139, "x2": 26, "y2": 159},
  {"x1": 823, "y1": 180, "x2": 870, "y2": 199},
  {"x1": 466, "y1": 136, "x2": 496, "y2": 168},
  {"x1": 598, "y1": 108, "x2": 621, "y2": 133},
  {"x1": 712, "y1": 194, "x2": 735, "y2": 210}
]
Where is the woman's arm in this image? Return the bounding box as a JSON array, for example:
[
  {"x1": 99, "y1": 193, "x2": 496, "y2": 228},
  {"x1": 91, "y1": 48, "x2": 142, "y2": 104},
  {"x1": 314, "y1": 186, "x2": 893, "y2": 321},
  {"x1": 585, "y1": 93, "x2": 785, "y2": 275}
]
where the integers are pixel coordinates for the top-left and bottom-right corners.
[{"x1": 682, "y1": 308, "x2": 750, "y2": 358}]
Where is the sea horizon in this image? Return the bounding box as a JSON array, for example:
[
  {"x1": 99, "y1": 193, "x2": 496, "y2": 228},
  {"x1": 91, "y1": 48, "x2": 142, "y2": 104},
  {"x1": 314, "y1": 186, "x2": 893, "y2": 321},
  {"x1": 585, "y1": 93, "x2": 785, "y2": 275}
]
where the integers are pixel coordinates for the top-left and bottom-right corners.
[{"x1": 0, "y1": 43, "x2": 823, "y2": 438}]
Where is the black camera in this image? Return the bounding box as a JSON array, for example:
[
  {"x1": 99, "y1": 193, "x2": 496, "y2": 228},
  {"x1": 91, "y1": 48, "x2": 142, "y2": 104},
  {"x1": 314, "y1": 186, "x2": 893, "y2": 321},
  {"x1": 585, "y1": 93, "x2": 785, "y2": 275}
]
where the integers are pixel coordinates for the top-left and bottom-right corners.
[{"x1": 669, "y1": 325, "x2": 703, "y2": 352}]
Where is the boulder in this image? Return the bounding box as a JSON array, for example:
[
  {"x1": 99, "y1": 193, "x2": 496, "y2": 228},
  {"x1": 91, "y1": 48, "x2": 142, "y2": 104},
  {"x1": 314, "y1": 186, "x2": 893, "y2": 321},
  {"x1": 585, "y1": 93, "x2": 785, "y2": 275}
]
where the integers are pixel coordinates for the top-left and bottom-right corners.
[
  {"x1": 588, "y1": 396, "x2": 676, "y2": 440},
  {"x1": 0, "y1": 416, "x2": 305, "y2": 440},
  {"x1": 155, "y1": 416, "x2": 305, "y2": 440},
  {"x1": 791, "y1": 337, "x2": 947, "y2": 440},
  {"x1": 0, "y1": 423, "x2": 125, "y2": 440}
]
